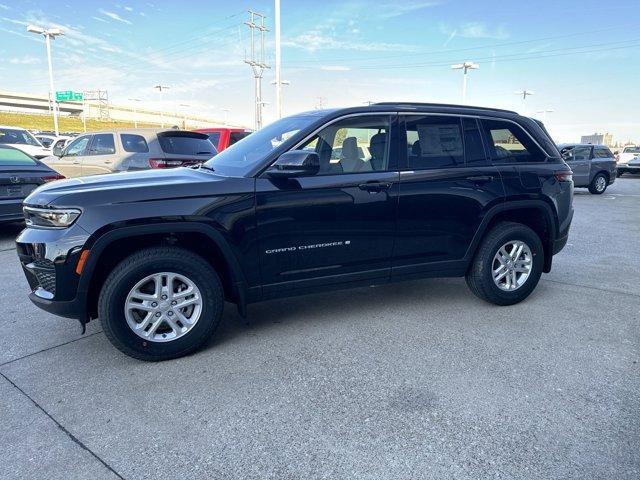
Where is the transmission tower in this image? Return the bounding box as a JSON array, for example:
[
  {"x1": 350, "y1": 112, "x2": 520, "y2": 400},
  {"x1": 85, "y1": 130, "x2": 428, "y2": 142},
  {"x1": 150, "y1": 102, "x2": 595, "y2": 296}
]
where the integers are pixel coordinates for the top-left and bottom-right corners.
[
  {"x1": 244, "y1": 10, "x2": 269, "y2": 130},
  {"x1": 83, "y1": 90, "x2": 110, "y2": 121}
]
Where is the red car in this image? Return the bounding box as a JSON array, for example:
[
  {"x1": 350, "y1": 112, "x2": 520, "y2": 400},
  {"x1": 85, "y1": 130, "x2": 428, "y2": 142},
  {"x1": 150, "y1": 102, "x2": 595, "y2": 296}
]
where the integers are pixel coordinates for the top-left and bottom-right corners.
[{"x1": 194, "y1": 128, "x2": 252, "y2": 152}]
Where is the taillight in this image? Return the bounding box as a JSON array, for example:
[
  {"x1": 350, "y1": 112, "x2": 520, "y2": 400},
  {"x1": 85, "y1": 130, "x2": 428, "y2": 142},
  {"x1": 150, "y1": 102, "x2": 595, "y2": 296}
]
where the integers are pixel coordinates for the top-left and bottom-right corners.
[
  {"x1": 42, "y1": 174, "x2": 65, "y2": 182},
  {"x1": 554, "y1": 170, "x2": 573, "y2": 182},
  {"x1": 149, "y1": 158, "x2": 185, "y2": 169}
]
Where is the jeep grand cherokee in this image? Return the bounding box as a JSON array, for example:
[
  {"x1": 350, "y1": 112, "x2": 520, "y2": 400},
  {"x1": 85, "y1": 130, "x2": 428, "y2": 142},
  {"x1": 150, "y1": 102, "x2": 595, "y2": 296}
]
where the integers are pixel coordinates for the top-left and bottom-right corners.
[{"x1": 16, "y1": 103, "x2": 573, "y2": 361}]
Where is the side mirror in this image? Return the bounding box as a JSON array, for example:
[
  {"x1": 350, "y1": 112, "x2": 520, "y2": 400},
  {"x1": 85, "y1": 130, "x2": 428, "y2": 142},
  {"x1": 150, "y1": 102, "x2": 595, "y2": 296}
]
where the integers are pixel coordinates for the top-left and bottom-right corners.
[
  {"x1": 53, "y1": 145, "x2": 64, "y2": 157},
  {"x1": 267, "y1": 150, "x2": 320, "y2": 178}
]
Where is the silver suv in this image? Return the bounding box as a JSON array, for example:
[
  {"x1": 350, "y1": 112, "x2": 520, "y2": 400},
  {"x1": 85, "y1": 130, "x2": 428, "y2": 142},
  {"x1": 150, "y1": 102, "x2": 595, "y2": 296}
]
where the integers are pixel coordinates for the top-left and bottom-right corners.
[{"x1": 44, "y1": 129, "x2": 216, "y2": 178}]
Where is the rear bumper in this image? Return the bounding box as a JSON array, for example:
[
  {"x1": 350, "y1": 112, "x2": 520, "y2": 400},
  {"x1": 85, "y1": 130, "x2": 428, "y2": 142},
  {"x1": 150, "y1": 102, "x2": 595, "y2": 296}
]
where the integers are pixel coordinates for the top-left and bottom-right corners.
[{"x1": 618, "y1": 164, "x2": 640, "y2": 173}]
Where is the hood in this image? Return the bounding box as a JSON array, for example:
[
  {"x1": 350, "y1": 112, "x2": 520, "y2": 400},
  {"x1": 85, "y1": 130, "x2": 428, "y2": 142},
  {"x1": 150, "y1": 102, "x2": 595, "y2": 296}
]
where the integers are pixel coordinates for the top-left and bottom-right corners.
[
  {"x1": 9, "y1": 143, "x2": 50, "y2": 157},
  {"x1": 25, "y1": 167, "x2": 245, "y2": 207}
]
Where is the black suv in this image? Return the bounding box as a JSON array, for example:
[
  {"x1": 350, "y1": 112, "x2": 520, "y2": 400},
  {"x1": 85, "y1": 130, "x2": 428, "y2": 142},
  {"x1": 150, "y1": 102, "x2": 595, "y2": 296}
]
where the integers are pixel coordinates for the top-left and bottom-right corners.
[{"x1": 16, "y1": 104, "x2": 574, "y2": 361}]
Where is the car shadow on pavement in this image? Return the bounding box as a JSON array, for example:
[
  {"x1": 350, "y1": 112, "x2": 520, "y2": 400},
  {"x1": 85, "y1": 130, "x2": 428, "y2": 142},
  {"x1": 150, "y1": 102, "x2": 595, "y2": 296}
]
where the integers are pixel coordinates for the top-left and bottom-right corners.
[{"x1": 209, "y1": 277, "x2": 478, "y2": 349}]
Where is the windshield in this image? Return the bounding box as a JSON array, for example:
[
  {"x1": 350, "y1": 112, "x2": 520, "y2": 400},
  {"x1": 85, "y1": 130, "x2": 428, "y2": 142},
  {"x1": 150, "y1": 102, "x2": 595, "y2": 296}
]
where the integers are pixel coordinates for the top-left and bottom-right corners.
[
  {"x1": 0, "y1": 128, "x2": 42, "y2": 146},
  {"x1": 205, "y1": 113, "x2": 322, "y2": 176},
  {"x1": 623, "y1": 147, "x2": 640, "y2": 154}
]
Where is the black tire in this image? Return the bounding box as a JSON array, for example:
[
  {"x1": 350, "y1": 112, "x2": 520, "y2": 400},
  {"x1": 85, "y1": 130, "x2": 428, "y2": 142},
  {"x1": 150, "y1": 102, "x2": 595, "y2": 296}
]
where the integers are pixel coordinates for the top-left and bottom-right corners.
[
  {"x1": 617, "y1": 170, "x2": 624, "y2": 178},
  {"x1": 465, "y1": 222, "x2": 544, "y2": 306},
  {"x1": 588, "y1": 173, "x2": 608, "y2": 194},
  {"x1": 98, "y1": 247, "x2": 224, "y2": 361}
]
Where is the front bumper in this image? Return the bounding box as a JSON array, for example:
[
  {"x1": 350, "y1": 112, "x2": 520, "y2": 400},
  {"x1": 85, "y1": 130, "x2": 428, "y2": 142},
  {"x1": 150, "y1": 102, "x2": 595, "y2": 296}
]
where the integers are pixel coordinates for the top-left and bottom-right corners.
[
  {"x1": 16, "y1": 223, "x2": 90, "y2": 323},
  {"x1": 618, "y1": 164, "x2": 640, "y2": 173}
]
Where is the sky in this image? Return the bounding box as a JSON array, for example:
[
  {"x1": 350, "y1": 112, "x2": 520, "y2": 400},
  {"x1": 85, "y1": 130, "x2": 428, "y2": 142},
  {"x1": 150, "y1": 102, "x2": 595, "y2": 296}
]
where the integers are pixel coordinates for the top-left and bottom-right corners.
[{"x1": 0, "y1": 0, "x2": 639, "y2": 143}]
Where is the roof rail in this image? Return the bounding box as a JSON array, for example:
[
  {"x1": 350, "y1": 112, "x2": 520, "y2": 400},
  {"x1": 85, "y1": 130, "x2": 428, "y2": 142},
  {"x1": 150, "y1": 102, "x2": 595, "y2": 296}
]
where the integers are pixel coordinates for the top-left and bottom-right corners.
[{"x1": 373, "y1": 102, "x2": 518, "y2": 115}]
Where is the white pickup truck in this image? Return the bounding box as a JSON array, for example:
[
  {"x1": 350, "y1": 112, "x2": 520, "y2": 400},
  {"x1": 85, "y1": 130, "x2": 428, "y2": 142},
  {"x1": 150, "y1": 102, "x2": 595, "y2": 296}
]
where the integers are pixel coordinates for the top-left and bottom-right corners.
[{"x1": 617, "y1": 146, "x2": 640, "y2": 176}]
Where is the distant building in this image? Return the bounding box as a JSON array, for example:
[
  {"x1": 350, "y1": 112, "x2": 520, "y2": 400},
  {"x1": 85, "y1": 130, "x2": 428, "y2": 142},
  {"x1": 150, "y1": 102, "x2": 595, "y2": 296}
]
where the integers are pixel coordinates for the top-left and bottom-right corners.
[{"x1": 580, "y1": 132, "x2": 614, "y2": 147}]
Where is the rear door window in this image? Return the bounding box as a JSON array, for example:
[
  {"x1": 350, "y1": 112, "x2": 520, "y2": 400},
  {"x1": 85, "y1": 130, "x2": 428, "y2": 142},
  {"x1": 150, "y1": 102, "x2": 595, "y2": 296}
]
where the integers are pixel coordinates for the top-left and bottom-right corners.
[
  {"x1": 481, "y1": 119, "x2": 546, "y2": 163},
  {"x1": 206, "y1": 132, "x2": 221, "y2": 148},
  {"x1": 561, "y1": 146, "x2": 591, "y2": 162},
  {"x1": 594, "y1": 147, "x2": 613, "y2": 158},
  {"x1": 121, "y1": 134, "x2": 149, "y2": 153},
  {"x1": 403, "y1": 115, "x2": 464, "y2": 170},
  {"x1": 89, "y1": 134, "x2": 116, "y2": 155},
  {"x1": 158, "y1": 134, "x2": 217, "y2": 156},
  {"x1": 229, "y1": 131, "x2": 250, "y2": 146}
]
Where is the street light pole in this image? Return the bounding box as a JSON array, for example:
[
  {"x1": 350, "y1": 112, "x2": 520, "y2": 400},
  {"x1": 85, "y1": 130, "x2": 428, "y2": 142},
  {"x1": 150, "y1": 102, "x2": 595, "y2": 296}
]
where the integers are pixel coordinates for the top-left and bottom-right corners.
[
  {"x1": 514, "y1": 89, "x2": 534, "y2": 114},
  {"x1": 128, "y1": 98, "x2": 141, "y2": 128},
  {"x1": 154, "y1": 85, "x2": 170, "y2": 127},
  {"x1": 221, "y1": 108, "x2": 230, "y2": 124},
  {"x1": 179, "y1": 104, "x2": 190, "y2": 129},
  {"x1": 27, "y1": 25, "x2": 64, "y2": 136},
  {"x1": 274, "y1": 0, "x2": 282, "y2": 118},
  {"x1": 451, "y1": 61, "x2": 479, "y2": 103},
  {"x1": 536, "y1": 108, "x2": 554, "y2": 122}
]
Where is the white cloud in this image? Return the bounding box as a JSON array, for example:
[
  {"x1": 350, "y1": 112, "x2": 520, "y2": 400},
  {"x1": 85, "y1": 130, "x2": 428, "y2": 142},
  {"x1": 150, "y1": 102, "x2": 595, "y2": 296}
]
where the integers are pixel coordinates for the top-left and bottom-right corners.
[
  {"x1": 0, "y1": 3, "x2": 10, "y2": 10},
  {"x1": 9, "y1": 55, "x2": 40, "y2": 65},
  {"x1": 440, "y1": 22, "x2": 509, "y2": 40},
  {"x1": 91, "y1": 16, "x2": 108, "y2": 23},
  {"x1": 320, "y1": 65, "x2": 351, "y2": 71},
  {"x1": 376, "y1": 1, "x2": 441, "y2": 19},
  {"x1": 123, "y1": 6, "x2": 133, "y2": 12},
  {"x1": 284, "y1": 31, "x2": 418, "y2": 53},
  {"x1": 99, "y1": 9, "x2": 132, "y2": 25}
]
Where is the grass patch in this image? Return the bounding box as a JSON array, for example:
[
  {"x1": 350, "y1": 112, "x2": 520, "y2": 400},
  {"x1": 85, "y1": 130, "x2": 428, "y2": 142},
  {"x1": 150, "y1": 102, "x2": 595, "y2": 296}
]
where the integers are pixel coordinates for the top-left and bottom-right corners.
[{"x1": 0, "y1": 111, "x2": 160, "y2": 133}]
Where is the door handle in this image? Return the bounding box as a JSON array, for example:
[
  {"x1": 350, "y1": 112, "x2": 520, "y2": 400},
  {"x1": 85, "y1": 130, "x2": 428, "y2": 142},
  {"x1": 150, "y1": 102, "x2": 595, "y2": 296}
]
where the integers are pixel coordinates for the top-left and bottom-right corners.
[
  {"x1": 466, "y1": 175, "x2": 493, "y2": 184},
  {"x1": 358, "y1": 181, "x2": 392, "y2": 192},
  {"x1": 72, "y1": 160, "x2": 80, "y2": 164}
]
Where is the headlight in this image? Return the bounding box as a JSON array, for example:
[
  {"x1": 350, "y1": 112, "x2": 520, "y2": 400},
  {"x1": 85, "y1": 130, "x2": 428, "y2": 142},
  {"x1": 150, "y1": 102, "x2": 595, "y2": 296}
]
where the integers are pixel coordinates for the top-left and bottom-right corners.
[{"x1": 23, "y1": 206, "x2": 81, "y2": 228}]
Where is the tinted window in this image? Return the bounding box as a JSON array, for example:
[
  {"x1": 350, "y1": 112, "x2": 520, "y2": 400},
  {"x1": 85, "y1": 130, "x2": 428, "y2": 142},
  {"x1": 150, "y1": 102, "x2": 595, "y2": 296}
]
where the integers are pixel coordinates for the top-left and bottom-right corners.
[
  {"x1": 0, "y1": 146, "x2": 36, "y2": 165},
  {"x1": 121, "y1": 134, "x2": 149, "y2": 153},
  {"x1": 560, "y1": 146, "x2": 591, "y2": 162},
  {"x1": 0, "y1": 128, "x2": 41, "y2": 146},
  {"x1": 462, "y1": 117, "x2": 487, "y2": 165},
  {"x1": 37, "y1": 137, "x2": 54, "y2": 148},
  {"x1": 229, "y1": 131, "x2": 250, "y2": 145},
  {"x1": 90, "y1": 134, "x2": 116, "y2": 155},
  {"x1": 595, "y1": 147, "x2": 613, "y2": 158},
  {"x1": 300, "y1": 115, "x2": 390, "y2": 174},
  {"x1": 65, "y1": 135, "x2": 91, "y2": 157},
  {"x1": 623, "y1": 146, "x2": 640, "y2": 154},
  {"x1": 206, "y1": 132, "x2": 221, "y2": 147},
  {"x1": 404, "y1": 116, "x2": 464, "y2": 170},
  {"x1": 158, "y1": 134, "x2": 217, "y2": 156},
  {"x1": 482, "y1": 119, "x2": 545, "y2": 163}
]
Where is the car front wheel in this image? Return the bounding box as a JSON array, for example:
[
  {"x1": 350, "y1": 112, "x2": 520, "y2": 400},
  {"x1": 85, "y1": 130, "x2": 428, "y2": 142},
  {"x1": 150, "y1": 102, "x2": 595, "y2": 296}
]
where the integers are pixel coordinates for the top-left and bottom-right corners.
[
  {"x1": 98, "y1": 247, "x2": 224, "y2": 361},
  {"x1": 466, "y1": 222, "x2": 544, "y2": 306}
]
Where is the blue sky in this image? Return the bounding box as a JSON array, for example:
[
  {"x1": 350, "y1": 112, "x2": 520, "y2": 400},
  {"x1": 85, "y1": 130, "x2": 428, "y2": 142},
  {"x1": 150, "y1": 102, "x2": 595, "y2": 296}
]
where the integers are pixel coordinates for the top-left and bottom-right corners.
[{"x1": 1, "y1": 0, "x2": 639, "y2": 142}]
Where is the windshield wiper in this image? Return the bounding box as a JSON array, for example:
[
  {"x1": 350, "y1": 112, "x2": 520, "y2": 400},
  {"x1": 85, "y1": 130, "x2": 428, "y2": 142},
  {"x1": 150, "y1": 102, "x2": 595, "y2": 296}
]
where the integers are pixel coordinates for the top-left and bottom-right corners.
[
  {"x1": 197, "y1": 164, "x2": 215, "y2": 172},
  {"x1": 196, "y1": 151, "x2": 214, "y2": 155}
]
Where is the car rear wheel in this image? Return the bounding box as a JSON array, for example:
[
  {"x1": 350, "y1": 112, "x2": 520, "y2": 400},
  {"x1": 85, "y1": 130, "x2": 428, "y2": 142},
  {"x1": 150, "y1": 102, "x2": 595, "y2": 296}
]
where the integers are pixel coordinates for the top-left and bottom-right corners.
[
  {"x1": 98, "y1": 247, "x2": 223, "y2": 361},
  {"x1": 466, "y1": 222, "x2": 544, "y2": 306},
  {"x1": 589, "y1": 173, "x2": 608, "y2": 194}
]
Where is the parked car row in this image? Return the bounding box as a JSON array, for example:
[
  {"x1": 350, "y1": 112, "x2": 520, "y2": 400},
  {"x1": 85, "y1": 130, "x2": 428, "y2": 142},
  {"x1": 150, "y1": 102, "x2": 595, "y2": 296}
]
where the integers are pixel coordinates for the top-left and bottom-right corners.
[
  {"x1": 43, "y1": 129, "x2": 217, "y2": 178},
  {"x1": 0, "y1": 145, "x2": 64, "y2": 223}
]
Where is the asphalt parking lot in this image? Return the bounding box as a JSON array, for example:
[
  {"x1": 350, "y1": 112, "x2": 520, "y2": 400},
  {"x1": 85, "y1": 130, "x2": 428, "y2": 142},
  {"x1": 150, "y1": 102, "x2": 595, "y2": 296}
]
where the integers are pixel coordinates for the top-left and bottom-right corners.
[{"x1": 1, "y1": 177, "x2": 638, "y2": 480}]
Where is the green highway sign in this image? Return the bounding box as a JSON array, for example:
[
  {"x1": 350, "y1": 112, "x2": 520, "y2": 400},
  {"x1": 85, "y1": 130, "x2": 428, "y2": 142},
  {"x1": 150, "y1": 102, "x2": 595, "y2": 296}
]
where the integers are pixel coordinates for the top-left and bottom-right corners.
[{"x1": 55, "y1": 90, "x2": 83, "y2": 102}]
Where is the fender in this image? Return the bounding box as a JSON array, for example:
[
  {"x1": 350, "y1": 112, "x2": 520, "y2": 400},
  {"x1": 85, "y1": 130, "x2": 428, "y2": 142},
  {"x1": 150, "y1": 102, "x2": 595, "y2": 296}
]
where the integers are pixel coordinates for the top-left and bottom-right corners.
[
  {"x1": 77, "y1": 221, "x2": 251, "y2": 317},
  {"x1": 464, "y1": 199, "x2": 558, "y2": 272}
]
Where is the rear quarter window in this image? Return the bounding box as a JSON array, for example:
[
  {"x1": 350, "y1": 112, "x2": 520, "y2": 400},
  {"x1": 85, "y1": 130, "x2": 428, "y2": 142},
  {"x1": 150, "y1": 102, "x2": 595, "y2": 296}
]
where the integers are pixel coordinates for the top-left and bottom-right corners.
[
  {"x1": 482, "y1": 119, "x2": 546, "y2": 164},
  {"x1": 158, "y1": 134, "x2": 217, "y2": 156},
  {"x1": 121, "y1": 134, "x2": 150, "y2": 153}
]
